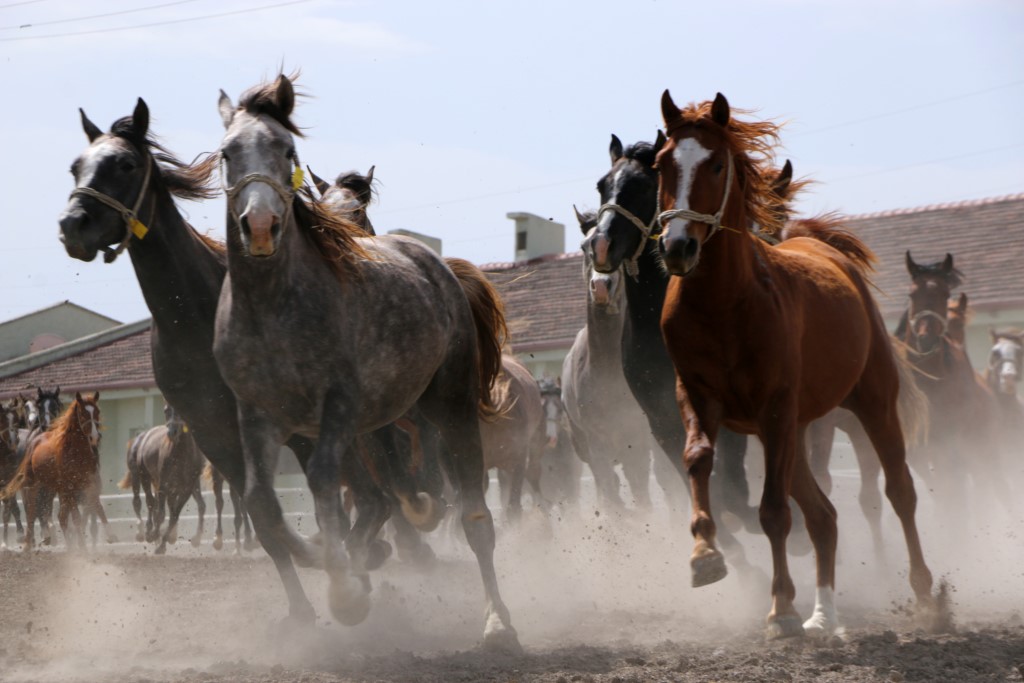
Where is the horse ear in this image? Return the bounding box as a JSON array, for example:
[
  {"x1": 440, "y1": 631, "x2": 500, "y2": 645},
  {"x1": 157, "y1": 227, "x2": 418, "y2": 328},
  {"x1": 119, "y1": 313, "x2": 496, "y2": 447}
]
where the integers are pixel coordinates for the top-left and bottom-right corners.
[
  {"x1": 654, "y1": 130, "x2": 666, "y2": 155},
  {"x1": 131, "y1": 98, "x2": 149, "y2": 137},
  {"x1": 711, "y1": 92, "x2": 730, "y2": 127},
  {"x1": 275, "y1": 74, "x2": 295, "y2": 116},
  {"x1": 905, "y1": 251, "x2": 922, "y2": 277},
  {"x1": 942, "y1": 253, "x2": 954, "y2": 274},
  {"x1": 307, "y1": 166, "x2": 330, "y2": 195},
  {"x1": 661, "y1": 90, "x2": 682, "y2": 128},
  {"x1": 55, "y1": 385, "x2": 60, "y2": 396},
  {"x1": 80, "y1": 109, "x2": 103, "y2": 142},
  {"x1": 218, "y1": 90, "x2": 235, "y2": 129},
  {"x1": 774, "y1": 160, "x2": 793, "y2": 197},
  {"x1": 75, "y1": 391, "x2": 82, "y2": 402},
  {"x1": 573, "y1": 205, "x2": 589, "y2": 235},
  {"x1": 609, "y1": 134, "x2": 623, "y2": 163},
  {"x1": 93, "y1": 391, "x2": 100, "y2": 401},
  {"x1": 365, "y1": 165, "x2": 375, "y2": 185},
  {"x1": 37, "y1": 388, "x2": 44, "y2": 400},
  {"x1": 958, "y1": 292, "x2": 968, "y2": 310}
]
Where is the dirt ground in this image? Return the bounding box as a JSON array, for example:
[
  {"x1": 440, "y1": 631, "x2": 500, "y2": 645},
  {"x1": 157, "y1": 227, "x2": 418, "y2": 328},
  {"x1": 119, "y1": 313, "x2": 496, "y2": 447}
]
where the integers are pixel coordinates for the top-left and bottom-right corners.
[{"x1": 2, "y1": 488, "x2": 1024, "y2": 683}]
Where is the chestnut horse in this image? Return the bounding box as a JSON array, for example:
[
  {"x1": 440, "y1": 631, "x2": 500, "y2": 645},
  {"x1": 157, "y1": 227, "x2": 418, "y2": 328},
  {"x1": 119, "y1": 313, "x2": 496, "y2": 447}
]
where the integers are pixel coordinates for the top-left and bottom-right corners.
[
  {"x1": 3, "y1": 392, "x2": 102, "y2": 550},
  {"x1": 642, "y1": 92, "x2": 934, "y2": 638}
]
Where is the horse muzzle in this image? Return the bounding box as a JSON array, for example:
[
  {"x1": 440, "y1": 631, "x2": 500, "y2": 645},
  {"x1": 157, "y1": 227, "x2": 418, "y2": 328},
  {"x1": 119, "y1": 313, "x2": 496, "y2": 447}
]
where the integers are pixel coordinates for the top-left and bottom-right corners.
[
  {"x1": 58, "y1": 210, "x2": 99, "y2": 262},
  {"x1": 660, "y1": 234, "x2": 700, "y2": 276},
  {"x1": 240, "y1": 212, "x2": 281, "y2": 258}
]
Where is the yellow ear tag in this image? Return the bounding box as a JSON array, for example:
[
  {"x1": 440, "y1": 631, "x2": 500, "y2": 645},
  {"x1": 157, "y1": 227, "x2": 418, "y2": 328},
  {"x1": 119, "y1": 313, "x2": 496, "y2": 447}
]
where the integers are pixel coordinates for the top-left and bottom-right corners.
[
  {"x1": 182, "y1": 425, "x2": 189, "y2": 433},
  {"x1": 130, "y1": 218, "x2": 149, "y2": 240},
  {"x1": 291, "y1": 166, "x2": 304, "y2": 190}
]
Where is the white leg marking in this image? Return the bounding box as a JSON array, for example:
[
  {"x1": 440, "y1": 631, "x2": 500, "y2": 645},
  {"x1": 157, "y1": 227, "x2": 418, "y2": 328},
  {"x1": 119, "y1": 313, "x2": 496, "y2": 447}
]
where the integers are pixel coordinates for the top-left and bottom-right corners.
[{"x1": 803, "y1": 585, "x2": 840, "y2": 637}]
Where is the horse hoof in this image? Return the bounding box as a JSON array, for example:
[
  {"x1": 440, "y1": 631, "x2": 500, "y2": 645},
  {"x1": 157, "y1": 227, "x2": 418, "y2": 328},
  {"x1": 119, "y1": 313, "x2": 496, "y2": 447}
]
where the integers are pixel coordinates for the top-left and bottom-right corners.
[
  {"x1": 213, "y1": 537, "x2": 224, "y2": 551},
  {"x1": 483, "y1": 614, "x2": 522, "y2": 653},
  {"x1": 803, "y1": 611, "x2": 840, "y2": 638},
  {"x1": 145, "y1": 532, "x2": 158, "y2": 544},
  {"x1": 190, "y1": 536, "x2": 202, "y2": 548},
  {"x1": 154, "y1": 543, "x2": 167, "y2": 555},
  {"x1": 135, "y1": 532, "x2": 145, "y2": 542},
  {"x1": 365, "y1": 540, "x2": 393, "y2": 571},
  {"x1": 399, "y1": 492, "x2": 445, "y2": 532},
  {"x1": 328, "y1": 574, "x2": 371, "y2": 626},
  {"x1": 691, "y1": 550, "x2": 728, "y2": 587},
  {"x1": 766, "y1": 614, "x2": 805, "y2": 640}
]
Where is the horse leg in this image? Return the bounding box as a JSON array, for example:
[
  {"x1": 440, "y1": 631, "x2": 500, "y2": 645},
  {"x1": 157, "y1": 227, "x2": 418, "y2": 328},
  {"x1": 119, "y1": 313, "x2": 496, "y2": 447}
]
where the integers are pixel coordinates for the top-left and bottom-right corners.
[
  {"x1": 505, "y1": 463, "x2": 525, "y2": 524},
  {"x1": 21, "y1": 486, "x2": 36, "y2": 550},
  {"x1": 428, "y1": 404, "x2": 518, "y2": 651},
  {"x1": 212, "y1": 471, "x2": 225, "y2": 551},
  {"x1": 11, "y1": 492, "x2": 24, "y2": 542},
  {"x1": 620, "y1": 445, "x2": 653, "y2": 510},
  {"x1": 228, "y1": 484, "x2": 243, "y2": 554},
  {"x1": 758, "y1": 404, "x2": 802, "y2": 639},
  {"x1": 847, "y1": 396, "x2": 935, "y2": 615},
  {"x1": 343, "y1": 447, "x2": 393, "y2": 575},
  {"x1": 153, "y1": 488, "x2": 168, "y2": 550},
  {"x1": 846, "y1": 419, "x2": 885, "y2": 562},
  {"x1": 373, "y1": 423, "x2": 443, "y2": 533},
  {"x1": 190, "y1": 484, "x2": 206, "y2": 547},
  {"x1": 237, "y1": 403, "x2": 317, "y2": 623},
  {"x1": 68, "y1": 495, "x2": 87, "y2": 551},
  {"x1": 391, "y1": 508, "x2": 436, "y2": 568},
  {"x1": 790, "y1": 426, "x2": 840, "y2": 637},
  {"x1": 807, "y1": 415, "x2": 837, "y2": 496},
  {"x1": 56, "y1": 494, "x2": 73, "y2": 548},
  {"x1": 131, "y1": 469, "x2": 145, "y2": 542},
  {"x1": 524, "y1": 439, "x2": 550, "y2": 515},
  {"x1": 713, "y1": 429, "x2": 759, "y2": 532},
  {"x1": 37, "y1": 488, "x2": 54, "y2": 546}
]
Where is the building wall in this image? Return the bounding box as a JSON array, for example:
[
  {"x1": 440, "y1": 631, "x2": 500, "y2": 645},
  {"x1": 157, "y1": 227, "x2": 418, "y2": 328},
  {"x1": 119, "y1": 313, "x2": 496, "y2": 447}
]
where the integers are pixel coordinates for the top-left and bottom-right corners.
[{"x1": 0, "y1": 304, "x2": 120, "y2": 363}]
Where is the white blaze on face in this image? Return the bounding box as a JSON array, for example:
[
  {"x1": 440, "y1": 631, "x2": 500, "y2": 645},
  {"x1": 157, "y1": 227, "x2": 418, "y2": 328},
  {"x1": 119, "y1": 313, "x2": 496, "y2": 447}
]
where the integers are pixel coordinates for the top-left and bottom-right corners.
[
  {"x1": 667, "y1": 139, "x2": 712, "y2": 235},
  {"x1": 85, "y1": 404, "x2": 100, "y2": 445}
]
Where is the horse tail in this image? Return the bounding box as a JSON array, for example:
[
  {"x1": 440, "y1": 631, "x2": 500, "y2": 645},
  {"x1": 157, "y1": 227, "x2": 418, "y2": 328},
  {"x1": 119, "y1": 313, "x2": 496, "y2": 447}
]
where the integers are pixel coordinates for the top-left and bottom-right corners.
[
  {"x1": 445, "y1": 257, "x2": 509, "y2": 419},
  {"x1": 781, "y1": 213, "x2": 876, "y2": 274},
  {"x1": 891, "y1": 338, "x2": 930, "y2": 447},
  {"x1": 1, "y1": 454, "x2": 31, "y2": 499},
  {"x1": 117, "y1": 469, "x2": 132, "y2": 490}
]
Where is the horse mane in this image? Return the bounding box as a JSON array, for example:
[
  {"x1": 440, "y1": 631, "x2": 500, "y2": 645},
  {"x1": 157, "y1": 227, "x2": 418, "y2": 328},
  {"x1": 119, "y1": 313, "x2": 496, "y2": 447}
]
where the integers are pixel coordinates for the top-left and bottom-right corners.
[
  {"x1": 780, "y1": 213, "x2": 876, "y2": 273},
  {"x1": 236, "y1": 72, "x2": 305, "y2": 137},
  {"x1": 45, "y1": 397, "x2": 90, "y2": 458},
  {"x1": 293, "y1": 193, "x2": 370, "y2": 280},
  {"x1": 673, "y1": 100, "x2": 783, "y2": 233},
  {"x1": 623, "y1": 141, "x2": 659, "y2": 167}
]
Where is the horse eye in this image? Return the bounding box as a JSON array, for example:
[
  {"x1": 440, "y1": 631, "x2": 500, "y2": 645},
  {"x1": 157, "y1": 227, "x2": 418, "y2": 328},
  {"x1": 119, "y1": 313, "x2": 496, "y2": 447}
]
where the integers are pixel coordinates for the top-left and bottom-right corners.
[
  {"x1": 120, "y1": 161, "x2": 136, "y2": 173},
  {"x1": 712, "y1": 162, "x2": 724, "y2": 175}
]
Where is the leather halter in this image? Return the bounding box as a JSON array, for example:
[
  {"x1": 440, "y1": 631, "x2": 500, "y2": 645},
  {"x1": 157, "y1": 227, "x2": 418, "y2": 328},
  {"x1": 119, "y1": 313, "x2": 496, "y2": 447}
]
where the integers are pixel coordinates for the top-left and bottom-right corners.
[
  {"x1": 595, "y1": 202, "x2": 657, "y2": 280},
  {"x1": 222, "y1": 153, "x2": 304, "y2": 225},
  {"x1": 69, "y1": 156, "x2": 153, "y2": 264}
]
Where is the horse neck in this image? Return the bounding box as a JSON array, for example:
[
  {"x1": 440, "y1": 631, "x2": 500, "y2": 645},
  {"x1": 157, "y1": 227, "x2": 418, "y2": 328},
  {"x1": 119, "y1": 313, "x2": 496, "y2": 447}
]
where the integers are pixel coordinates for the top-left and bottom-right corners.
[
  {"x1": 127, "y1": 188, "x2": 226, "y2": 339},
  {"x1": 677, "y1": 206, "x2": 758, "y2": 308},
  {"x1": 622, "y1": 241, "x2": 669, "y2": 336},
  {"x1": 585, "y1": 288, "x2": 627, "y2": 362},
  {"x1": 57, "y1": 417, "x2": 97, "y2": 468}
]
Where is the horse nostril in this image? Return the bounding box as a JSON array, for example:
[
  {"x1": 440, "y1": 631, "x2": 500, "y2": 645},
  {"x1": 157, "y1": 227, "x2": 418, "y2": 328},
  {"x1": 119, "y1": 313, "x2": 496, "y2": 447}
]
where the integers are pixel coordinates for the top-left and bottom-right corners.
[
  {"x1": 683, "y1": 238, "x2": 699, "y2": 260},
  {"x1": 240, "y1": 215, "x2": 252, "y2": 235}
]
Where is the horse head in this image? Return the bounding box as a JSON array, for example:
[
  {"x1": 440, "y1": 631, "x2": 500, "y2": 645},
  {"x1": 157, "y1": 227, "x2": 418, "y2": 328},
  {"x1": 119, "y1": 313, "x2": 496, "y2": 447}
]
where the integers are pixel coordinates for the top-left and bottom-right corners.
[
  {"x1": 163, "y1": 403, "x2": 190, "y2": 440},
  {"x1": 36, "y1": 386, "x2": 63, "y2": 431},
  {"x1": 576, "y1": 205, "x2": 622, "y2": 311},
  {"x1": 60, "y1": 100, "x2": 155, "y2": 263},
  {"x1": 72, "y1": 391, "x2": 101, "y2": 448},
  {"x1": 218, "y1": 74, "x2": 303, "y2": 259},
  {"x1": 309, "y1": 166, "x2": 376, "y2": 234},
  {"x1": 904, "y1": 251, "x2": 962, "y2": 354},
  {"x1": 989, "y1": 329, "x2": 1024, "y2": 397},
  {"x1": 0, "y1": 402, "x2": 18, "y2": 451},
  {"x1": 583, "y1": 133, "x2": 664, "y2": 278}
]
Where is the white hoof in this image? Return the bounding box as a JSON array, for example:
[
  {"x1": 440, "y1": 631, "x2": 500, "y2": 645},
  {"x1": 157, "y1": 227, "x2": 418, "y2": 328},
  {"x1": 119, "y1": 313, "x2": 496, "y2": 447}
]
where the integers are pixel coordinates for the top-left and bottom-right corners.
[{"x1": 483, "y1": 610, "x2": 521, "y2": 653}]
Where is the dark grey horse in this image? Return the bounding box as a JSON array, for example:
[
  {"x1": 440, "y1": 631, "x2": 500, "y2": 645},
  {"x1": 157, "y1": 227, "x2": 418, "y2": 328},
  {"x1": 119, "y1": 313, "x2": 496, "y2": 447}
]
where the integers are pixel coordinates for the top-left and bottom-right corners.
[
  {"x1": 562, "y1": 207, "x2": 681, "y2": 511},
  {"x1": 213, "y1": 75, "x2": 517, "y2": 649}
]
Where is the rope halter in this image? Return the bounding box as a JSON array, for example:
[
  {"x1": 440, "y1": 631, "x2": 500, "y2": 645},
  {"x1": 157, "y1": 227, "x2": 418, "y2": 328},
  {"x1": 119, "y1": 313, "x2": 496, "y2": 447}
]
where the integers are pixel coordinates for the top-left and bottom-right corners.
[
  {"x1": 907, "y1": 309, "x2": 948, "y2": 357},
  {"x1": 595, "y1": 202, "x2": 658, "y2": 280},
  {"x1": 222, "y1": 152, "x2": 305, "y2": 225},
  {"x1": 656, "y1": 152, "x2": 735, "y2": 244},
  {"x1": 68, "y1": 156, "x2": 153, "y2": 264}
]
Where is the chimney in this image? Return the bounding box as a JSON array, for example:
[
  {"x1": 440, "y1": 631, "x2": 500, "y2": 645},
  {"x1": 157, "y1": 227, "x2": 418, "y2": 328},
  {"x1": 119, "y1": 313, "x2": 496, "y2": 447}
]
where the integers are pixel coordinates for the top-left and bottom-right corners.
[
  {"x1": 506, "y1": 212, "x2": 565, "y2": 262},
  {"x1": 387, "y1": 229, "x2": 443, "y2": 255}
]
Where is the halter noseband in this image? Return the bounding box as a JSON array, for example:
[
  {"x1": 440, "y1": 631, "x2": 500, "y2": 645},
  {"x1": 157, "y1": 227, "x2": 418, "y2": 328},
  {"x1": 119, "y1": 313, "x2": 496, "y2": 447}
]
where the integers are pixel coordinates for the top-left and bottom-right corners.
[
  {"x1": 907, "y1": 309, "x2": 948, "y2": 358},
  {"x1": 222, "y1": 153, "x2": 304, "y2": 225},
  {"x1": 595, "y1": 203, "x2": 658, "y2": 280},
  {"x1": 69, "y1": 156, "x2": 153, "y2": 264},
  {"x1": 656, "y1": 152, "x2": 736, "y2": 244}
]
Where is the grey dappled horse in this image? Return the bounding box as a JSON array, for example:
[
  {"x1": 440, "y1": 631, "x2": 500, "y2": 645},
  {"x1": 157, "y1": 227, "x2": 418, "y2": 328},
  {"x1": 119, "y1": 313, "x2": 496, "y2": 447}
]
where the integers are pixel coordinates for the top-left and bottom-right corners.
[
  {"x1": 213, "y1": 75, "x2": 518, "y2": 649},
  {"x1": 120, "y1": 404, "x2": 207, "y2": 554}
]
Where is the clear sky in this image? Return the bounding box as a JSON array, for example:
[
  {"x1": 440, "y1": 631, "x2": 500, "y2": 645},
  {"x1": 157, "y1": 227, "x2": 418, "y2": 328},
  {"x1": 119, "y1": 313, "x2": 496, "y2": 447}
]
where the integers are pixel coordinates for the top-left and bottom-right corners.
[{"x1": 2, "y1": 0, "x2": 1021, "y2": 324}]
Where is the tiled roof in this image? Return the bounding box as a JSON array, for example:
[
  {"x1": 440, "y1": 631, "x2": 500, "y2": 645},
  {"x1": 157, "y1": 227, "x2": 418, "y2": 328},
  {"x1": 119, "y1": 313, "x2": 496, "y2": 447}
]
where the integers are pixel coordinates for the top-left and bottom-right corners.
[
  {"x1": 484, "y1": 253, "x2": 586, "y2": 352},
  {"x1": 844, "y1": 193, "x2": 1024, "y2": 316},
  {"x1": 0, "y1": 325, "x2": 153, "y2": 399}
]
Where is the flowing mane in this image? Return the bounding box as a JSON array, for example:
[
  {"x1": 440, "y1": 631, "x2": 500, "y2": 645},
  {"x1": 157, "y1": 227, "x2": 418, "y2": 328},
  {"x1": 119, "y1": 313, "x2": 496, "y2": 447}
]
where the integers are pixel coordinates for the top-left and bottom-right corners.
[
  {"x1": 780, "y1": 212, "x2": 876, "y2": 274},
  {"x1": 107, "y1": 118, "x2": 226, "y2": 260},
  {"x1": 670, "y1": 100, "x2": 784, "y2": 234}
]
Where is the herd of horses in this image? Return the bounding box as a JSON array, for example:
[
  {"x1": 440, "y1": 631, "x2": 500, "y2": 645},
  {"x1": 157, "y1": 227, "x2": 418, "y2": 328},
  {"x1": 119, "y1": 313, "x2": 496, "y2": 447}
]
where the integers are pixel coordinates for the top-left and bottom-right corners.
[{"x1": 0, "y1": 74, "x2": 1020, "y2": 649}]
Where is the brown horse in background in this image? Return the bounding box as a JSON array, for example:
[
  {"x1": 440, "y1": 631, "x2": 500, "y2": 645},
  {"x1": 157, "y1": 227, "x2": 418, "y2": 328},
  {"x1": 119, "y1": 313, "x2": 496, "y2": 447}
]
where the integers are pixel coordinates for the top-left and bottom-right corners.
[
  {"x1": 483, "y1": 355, "x2": 549, "y2": 522},
  {"x1": 898, "y1": 253, "x2": 1014, "y2": 528},
  {"x1": 642, "y1": 92, "x2": 934, "y2": 638},
  {"x1": 2, "y1": 392, "x2": 102, "y2": 550}
]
